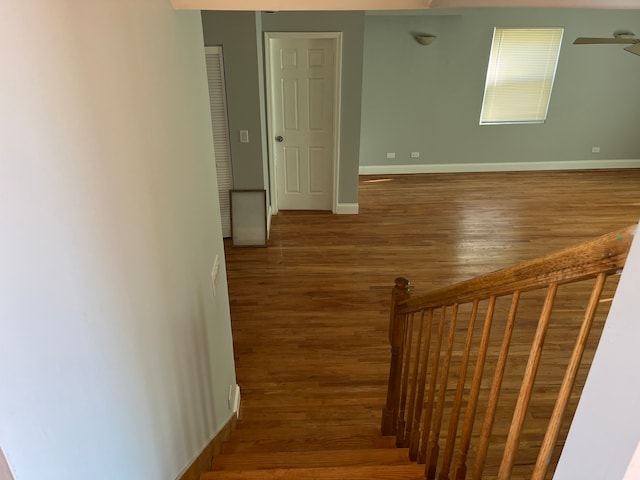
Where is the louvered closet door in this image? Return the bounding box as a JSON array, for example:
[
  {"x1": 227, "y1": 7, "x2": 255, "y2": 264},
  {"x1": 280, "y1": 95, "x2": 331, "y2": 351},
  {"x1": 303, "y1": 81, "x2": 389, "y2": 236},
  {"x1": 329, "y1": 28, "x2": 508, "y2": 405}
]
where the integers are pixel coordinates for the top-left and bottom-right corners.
[{"x1": 205, "y1": 46, "x2": 233, "y2": 238}]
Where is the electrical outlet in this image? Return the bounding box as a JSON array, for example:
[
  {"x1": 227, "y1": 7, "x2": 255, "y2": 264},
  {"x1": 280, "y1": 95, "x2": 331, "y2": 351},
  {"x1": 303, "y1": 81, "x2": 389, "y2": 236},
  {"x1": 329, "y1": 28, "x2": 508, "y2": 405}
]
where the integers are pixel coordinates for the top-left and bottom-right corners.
[
  {"x1": 386, "y1": 152, "x2": 396, "y2": 159},
  {"x1": 411, "y1": 152, "x2": 420, "y2": 158},
  {"x1": 592, "y1": 146, "x2": 600, "y2": 153}
]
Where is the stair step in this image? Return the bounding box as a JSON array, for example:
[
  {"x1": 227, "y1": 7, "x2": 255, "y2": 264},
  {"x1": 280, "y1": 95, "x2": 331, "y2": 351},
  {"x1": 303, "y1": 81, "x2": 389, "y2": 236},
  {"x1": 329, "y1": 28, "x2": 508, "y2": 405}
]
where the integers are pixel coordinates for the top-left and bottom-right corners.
[
  {"x1": 221, "y1": 426, "x2": 397, "y2": 453},
  {"x1": 212, "y1": 448, "x2": 412, "y2": 470},
  {"x1": 201, "y1": 464, "x2": 425, "y2": 480}
]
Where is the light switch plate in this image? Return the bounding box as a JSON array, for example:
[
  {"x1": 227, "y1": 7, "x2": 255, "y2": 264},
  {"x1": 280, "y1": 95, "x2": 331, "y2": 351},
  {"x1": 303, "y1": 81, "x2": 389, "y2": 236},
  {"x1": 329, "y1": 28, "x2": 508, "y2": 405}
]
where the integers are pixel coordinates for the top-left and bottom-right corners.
[{"x1": 239, "y1": 130, "x2": 249, "y2": 143}]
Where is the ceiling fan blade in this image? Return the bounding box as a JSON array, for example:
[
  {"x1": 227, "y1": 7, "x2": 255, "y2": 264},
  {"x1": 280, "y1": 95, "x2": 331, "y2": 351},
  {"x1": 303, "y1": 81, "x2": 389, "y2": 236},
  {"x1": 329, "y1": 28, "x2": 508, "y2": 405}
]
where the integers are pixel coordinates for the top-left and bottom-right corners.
[
  {"x1": 624, "y1": 43, "x2": 640, "y2": 56},
  {"x1": 574, "y1": 37, "x2": 634, "y2": 44}
]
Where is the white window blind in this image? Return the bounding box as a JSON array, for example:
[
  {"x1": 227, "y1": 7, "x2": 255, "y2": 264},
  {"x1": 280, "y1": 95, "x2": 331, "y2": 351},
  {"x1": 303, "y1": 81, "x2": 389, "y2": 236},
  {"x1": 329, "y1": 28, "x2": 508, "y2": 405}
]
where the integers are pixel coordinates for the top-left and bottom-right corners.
[
  {"x1": 480, "y1": 28, "x2": 563, "y2": 125},
  {"x1": 205, "y1": 46, "x2": 233, "y2": 238}
]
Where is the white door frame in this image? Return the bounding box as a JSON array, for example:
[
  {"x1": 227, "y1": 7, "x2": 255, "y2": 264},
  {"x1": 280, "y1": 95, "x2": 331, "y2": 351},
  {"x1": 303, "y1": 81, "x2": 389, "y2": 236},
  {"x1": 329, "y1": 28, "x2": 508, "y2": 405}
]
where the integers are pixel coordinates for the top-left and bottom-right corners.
[{"x1": 264, "y1": 32, "x2": 342, "y2": 214}]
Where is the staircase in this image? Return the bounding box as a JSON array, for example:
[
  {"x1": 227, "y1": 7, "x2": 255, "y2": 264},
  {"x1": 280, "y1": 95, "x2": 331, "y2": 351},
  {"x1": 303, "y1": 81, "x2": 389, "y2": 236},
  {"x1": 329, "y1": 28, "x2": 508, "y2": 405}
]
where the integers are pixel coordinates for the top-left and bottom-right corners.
[
  {"x1": 203, "y1": 415, "x2": 424, "y2": 478},
  {"x1": 202, "y1": 225, "x2": 634, "y2": 480},
  {"x1": 204, "y1": 447, "x2": 424, "y2": 479}
]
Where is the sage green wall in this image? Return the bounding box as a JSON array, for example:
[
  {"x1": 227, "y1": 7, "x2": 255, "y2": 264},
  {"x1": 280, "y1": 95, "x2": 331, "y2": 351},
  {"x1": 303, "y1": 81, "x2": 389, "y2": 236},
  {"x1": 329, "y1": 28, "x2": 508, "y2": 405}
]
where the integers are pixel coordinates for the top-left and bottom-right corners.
[
  {"x1": 261, "y1": 11, "x2": 365, "y2": 204},
  {"x1": 360, "y1": 9, "x2": 640, "y2": 168},
  {"x1": 201, "y1": 11, "x2": 365, "y2": 206},
  {"x1": 201, "y1": 11, "x2": 269, "y2": 192}
]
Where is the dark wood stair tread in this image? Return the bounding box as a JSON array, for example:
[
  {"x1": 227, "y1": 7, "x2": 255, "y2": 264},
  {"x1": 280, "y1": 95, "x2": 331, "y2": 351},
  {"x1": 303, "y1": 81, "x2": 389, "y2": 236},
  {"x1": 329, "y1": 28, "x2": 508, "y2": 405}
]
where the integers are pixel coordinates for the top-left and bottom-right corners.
[
  {"x1": 211, "y1": 448, "x2": 412, "y2": 470},
  {"x1": 201, "y1": 464, "x2": 425, "y2": 479},
  {"x1": 221, "y1": 429, "x2": 397, "y2": 454}
]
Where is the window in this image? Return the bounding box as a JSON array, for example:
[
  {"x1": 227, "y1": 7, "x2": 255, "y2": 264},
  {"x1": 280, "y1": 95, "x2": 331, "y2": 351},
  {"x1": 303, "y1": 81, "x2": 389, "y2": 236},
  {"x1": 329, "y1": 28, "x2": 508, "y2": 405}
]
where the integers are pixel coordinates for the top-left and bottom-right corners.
[{"x1": 480, "y1": 28, "x2": 563, "y2": 125}]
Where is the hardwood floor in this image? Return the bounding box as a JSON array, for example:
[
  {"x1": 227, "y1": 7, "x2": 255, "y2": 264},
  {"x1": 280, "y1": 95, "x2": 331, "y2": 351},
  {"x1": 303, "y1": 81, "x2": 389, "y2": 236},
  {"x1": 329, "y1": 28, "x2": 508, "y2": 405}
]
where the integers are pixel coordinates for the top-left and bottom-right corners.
[{"x1": 217, "y1": 170, "x2": 640, "y2": 479}]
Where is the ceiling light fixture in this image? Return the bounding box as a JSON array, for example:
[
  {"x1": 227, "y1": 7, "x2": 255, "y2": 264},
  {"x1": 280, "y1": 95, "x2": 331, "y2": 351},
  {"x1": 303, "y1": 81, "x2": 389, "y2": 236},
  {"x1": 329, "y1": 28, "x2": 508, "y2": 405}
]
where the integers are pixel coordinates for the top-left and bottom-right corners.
[{"x1": 414, "y1": 34, "x2": 437, "y2": 46}]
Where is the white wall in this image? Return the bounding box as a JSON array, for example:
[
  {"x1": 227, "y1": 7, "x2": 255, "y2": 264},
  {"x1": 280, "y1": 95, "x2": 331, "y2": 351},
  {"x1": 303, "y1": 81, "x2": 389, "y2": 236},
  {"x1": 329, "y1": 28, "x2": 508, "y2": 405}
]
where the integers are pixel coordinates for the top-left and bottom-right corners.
[
  {"x1": 0, "y1": 2, "x2": 236, "y2": 479},
  {"x1": 555, "y1": 224, "x2": 640, "y2": 479}
]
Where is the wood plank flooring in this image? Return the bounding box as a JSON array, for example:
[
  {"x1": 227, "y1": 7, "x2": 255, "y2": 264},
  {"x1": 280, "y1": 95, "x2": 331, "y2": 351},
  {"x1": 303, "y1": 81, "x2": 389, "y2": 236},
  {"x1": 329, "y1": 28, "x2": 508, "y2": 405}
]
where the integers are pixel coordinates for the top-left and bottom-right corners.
[{"x1": 217, "y1": 170, "x2": 640, "y2": 479}]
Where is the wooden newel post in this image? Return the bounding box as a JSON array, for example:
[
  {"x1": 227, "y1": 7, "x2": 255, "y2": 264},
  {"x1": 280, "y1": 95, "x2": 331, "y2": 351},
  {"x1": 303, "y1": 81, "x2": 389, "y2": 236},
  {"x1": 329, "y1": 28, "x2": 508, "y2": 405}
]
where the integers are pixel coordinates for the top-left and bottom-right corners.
[{"x1": 381, "y1": 276, "x2": 411, "y2": 436}]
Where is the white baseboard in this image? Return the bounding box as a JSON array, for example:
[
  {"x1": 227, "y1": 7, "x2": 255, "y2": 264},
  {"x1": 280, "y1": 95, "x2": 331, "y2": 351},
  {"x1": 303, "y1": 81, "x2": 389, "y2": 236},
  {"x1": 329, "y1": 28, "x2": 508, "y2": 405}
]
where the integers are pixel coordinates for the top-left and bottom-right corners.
[
  {"x1": 335, "y1": 203, "x2": 359, "y2": 214},
  {"x1": 266, "y1": 205, "x2": 272, "y2": 240},
  {"x1": 359, "y1": 159, "x2": 640, "y2": 175},
  {"x1": 0, "y1": 446, "x2": 15, "y2": 480},
  {"x1": 231, "y1": 383, "x2": 241, "y2": 416},
  {"x1": 174, "y1": 389, "x2": 240, "y2": 480}
]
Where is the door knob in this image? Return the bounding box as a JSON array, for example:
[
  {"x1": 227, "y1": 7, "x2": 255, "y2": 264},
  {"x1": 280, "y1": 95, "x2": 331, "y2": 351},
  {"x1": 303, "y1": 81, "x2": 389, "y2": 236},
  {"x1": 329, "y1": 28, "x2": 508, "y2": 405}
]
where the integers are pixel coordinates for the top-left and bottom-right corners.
[{"x1": 275, "y1": 136, "x2": 284, "y2": 142}]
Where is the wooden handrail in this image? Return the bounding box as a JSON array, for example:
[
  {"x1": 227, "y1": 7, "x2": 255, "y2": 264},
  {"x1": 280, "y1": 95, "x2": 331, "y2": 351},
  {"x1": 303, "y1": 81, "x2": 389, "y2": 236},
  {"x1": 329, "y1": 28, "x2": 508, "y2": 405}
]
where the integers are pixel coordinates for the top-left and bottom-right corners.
[
  {"x1": 382, "y1": 225, "x2": 636, "y2": 480},
  {"x1": 399, "y1": 225, "x2": 634, "y2": 314}
]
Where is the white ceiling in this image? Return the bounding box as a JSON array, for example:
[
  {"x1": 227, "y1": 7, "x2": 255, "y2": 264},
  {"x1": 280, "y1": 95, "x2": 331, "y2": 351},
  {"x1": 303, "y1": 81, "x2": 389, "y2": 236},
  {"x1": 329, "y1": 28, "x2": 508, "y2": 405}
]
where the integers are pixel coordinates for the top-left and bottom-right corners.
[{"x1": 171, "y1": 0, "x2": 640, "y2": 10}]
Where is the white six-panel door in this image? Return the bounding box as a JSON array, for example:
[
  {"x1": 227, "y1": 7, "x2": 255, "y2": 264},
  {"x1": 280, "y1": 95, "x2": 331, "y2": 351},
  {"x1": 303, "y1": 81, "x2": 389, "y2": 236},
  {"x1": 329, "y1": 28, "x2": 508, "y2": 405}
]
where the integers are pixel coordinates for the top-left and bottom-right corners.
[{"x1": 266, "y1": 33, "x2": 341, "y2": 212}]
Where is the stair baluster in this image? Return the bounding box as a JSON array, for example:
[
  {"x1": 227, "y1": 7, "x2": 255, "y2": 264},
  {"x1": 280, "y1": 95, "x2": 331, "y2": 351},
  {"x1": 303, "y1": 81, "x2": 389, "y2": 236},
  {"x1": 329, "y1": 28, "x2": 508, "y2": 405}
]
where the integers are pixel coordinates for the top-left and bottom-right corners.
[{"x1": 381, "y1": 225, "x2": 635, "y2": 480}]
